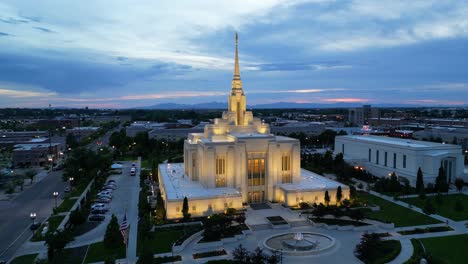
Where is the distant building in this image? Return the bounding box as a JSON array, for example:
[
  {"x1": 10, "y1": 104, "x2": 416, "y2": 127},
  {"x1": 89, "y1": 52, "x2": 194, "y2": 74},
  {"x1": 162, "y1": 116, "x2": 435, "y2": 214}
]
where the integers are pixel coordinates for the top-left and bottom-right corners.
[
  {"x1": 413, "y1": 127, "x2": 468, "y2": 150},
  {"x1": 335, "y1": 135, "x2": 465, "y2": 186},
  {"x1": 348, "y1": 105, "x2": 379, "y2": 126},
  {"x1": 0, "y1": 130, "x2": 49, "y2": 146},
  {"x1": 66, "y1": 127, "x2": 100, "y2": 140},
  {"x1": 12, "y1": 143, "x2": 62, "y2": 167},
  {"x1": 270, "y1": 121, "x2": 326, "y2": 136}
]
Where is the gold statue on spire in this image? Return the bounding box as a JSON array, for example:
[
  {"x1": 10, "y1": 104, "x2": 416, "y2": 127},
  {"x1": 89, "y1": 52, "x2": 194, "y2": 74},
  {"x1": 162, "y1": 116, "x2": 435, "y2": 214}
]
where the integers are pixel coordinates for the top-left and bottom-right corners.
[{"x1": 228, "y1": 32, "x2": 246, "y2": 125}]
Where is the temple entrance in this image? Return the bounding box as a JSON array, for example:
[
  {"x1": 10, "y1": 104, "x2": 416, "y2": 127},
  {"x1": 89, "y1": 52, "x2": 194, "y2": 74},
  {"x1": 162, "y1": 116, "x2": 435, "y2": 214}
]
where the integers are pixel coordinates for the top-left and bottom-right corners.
[
  {"x1": 247, "y1": 157, "x2": 266, "y2": 204},
  {"x1": 248, "y1": 191, "x2": 265, "y2": 203}
]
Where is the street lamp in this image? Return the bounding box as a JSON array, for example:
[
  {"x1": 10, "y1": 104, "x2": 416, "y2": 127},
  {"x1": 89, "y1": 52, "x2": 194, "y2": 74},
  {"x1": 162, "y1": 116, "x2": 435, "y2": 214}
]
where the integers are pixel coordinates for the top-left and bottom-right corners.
[
  {"x1": 30, "y1": 212, "x2": 36, "y2": 223},
  {"x1": 53, "y1": 191, "x2": 59, "y2": 208},
  {"x1": 69, "y1": 177, "x2": 74, "y2": 190}
]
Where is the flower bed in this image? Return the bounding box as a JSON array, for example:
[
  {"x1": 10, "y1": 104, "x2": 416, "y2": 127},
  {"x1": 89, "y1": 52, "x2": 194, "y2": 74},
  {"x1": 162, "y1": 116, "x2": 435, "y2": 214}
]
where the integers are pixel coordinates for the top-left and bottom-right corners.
[
  {"x1": 154, "y1": 255, "x2": 182, "y2": 263},
  {"x1": 398, "y1": 226, "x2": 453, "y2": 235},
  {"x1": 266, "y1": 216, "x2": 288, "y2": 225},
  {"x1": 193, "y1": 249, "x2": 227, "y2": 259},
  {"x1": 310, "y1": 217, "x2": 369, "y2": 226}
]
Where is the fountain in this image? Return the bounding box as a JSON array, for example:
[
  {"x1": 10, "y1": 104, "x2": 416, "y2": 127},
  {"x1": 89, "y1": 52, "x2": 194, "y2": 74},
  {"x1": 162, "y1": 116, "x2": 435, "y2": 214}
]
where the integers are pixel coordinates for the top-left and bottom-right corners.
[{"x1": 264, "y1": 232, "x2": 335, "y2": 256}]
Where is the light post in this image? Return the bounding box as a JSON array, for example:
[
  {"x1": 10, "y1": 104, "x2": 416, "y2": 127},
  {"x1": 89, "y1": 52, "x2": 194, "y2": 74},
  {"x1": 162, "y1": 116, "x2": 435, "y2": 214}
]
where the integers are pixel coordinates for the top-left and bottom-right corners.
[
  {"x1": 53, "y1": 191, "x2": 59, "y2": 208},
  {"x1": 30, "y1": 212, "x2": 37, "y2": 234},
  {"x1": 69, "y1": 177, "x2": 74, "y2": 191}
]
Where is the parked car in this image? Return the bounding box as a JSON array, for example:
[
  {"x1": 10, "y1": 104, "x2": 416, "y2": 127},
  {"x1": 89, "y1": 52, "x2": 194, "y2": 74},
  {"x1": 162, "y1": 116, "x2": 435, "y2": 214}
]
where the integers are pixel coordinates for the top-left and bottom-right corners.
[
  {"x1": 98, "y1": 190, "x2": 112, "y2": 196},
  {"x1": 94, "y1": 198, "x2": 111, "y2": 204},
  {"x1": 88, "y1": 215, "x2": 105, "y2": 222},
  {"x1": 91, "y1": 209, "x2": 107, "y2": 215},
  {"x1": 30, "y1": 222, "x2": 41, "y2": 231},
  {"x1": 107, "y1": 179, "x2": 116, "y2": 184},
  {"x1": 64, "y1": 186, "x2": 70, "y2": 193},
  {"x1": 103, "y1": 184, "x2": 116, "y2": 190},
  {"x1": 91, "y1": 203, "x2": 109, "y2": 211},
  {"x1": 131, "y1": 163, "x2": 136, "y2": 167},
  {"x1": 130, "y1": 167, "x2": 136, "y2": 176},
  {"x1": 98, "y1": 194, "x2": 112, "y2": 200}
]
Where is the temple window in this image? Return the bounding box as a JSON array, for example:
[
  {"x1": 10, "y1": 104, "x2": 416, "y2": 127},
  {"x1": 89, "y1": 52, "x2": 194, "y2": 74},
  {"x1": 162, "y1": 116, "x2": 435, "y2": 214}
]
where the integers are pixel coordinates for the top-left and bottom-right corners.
[
  {"x1": 281, "y1": 154, "x2": 292, "y2": 183},
  {"x1": 215, "y1": 157, "x2": 227, "y2": 187}
]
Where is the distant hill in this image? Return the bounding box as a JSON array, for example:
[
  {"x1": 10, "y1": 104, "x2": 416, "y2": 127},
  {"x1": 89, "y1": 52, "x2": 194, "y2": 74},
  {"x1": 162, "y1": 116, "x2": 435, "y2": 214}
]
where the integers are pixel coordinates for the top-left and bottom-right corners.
[{"x1": 140, "y1": 101, "x2": 433, "y2": 109}]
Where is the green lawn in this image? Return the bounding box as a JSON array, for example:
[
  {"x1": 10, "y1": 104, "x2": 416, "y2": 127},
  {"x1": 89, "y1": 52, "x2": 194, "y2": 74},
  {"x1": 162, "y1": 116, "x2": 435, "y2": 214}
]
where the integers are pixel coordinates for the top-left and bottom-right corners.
[
  {"x1": 50, "y1": 246, "x2": 88, "y2": 264},
  {"x1": 10, "y1": 254, "x2": 38, "y2": 264},
  {"x1": 141, "y1": 159, "x2": 151, "y2": 169},
  {"x1": 138, "y1": 229, "x2": 185, "y2": 255},
  {"x1": 357, "y1": 240, "x2": 401, "y2": 264},
  {"x1": 420, "y1": 234, "x2": 468, "y2": 264},
  {"x1": 358, "y1": 192, "x2": 441, "y2": 227},
  {"x1": 55, "y1": 197, "x2": 78, "y2": 213},
  {"x1": 84, "y1": 241, "x2": 126, "y2": 263},
  {"x1": 402, "y1": 194, "x2": 468, "y2": 221},
  {"x1": 31, "y1": 215, "x2": 66, "y2": 241}
]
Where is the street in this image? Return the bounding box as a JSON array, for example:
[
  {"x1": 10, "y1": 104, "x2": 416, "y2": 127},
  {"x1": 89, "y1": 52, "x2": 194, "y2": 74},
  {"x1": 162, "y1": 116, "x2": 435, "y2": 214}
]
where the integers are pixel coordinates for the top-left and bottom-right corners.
[{"x1": 0, "y1": 170, "x2": 67, "y2": 261}]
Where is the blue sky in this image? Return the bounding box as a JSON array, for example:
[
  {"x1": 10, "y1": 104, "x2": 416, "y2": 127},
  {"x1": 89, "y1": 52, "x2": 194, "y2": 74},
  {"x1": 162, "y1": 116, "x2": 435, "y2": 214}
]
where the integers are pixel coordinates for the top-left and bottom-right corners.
[{"x1": 0, "y1": 0, "x2": 467, "y2": 108}]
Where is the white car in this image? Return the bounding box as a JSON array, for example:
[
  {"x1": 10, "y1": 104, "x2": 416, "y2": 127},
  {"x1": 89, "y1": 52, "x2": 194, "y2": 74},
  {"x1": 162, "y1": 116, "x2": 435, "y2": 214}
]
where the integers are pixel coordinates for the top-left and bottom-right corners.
[
  {"x1": 91, "y1": 203, "x2": 109, "y2": 211},
  {"x1": 98, "y1": 190, "x2": 112, "y2": 196}
]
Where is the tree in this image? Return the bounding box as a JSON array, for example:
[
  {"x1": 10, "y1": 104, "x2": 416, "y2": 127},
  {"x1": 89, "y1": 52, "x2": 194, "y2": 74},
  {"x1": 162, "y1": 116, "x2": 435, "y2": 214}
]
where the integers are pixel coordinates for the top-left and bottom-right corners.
[
  {"x1": 25, "y1": 170, "x2": 37, "y2": 184},
  {"x1": 423, "y1": 199, "x2": 436, "y2": 215},
  {"x1": 349, "y1": 185, "x2": 357, "y2": 201},
  {"x1": 45, "y1": 229, "x2": 73, "y2": 261},
  {"x1": 14, "y1": 176, "x2": 25, "y2": 191},
  {"x1": 354, "y1": 233, "x2": 381, "y2": 262},
  {"x1": 336, "y1": 186, "x2": 343, "y2": 205},
  {"x1": 324, "y1": 190, "x2": 330, "y2": 206},
  {"x1": 416, "y1": 167, "x2": 424, "y2": 195},
  {"x1": 350, "y1": 209, "x2": 365, "y2": 222},
  {"x1": 182, "y1": 196, "x2": 191, "y2": 221},
  {"x1": 435, "y1": 166, "x2": 448, "y2": 193},
  {"x1": 232, "y1": 244, "x2": 249, "y2": 263},
  {"x1": 104, "y1": 214, "x2": 124, "y2": 249},
  {"x1": 69, "y1": 208, "x2": 86, "y2": 226},
  {"x1": 455, "y1": 178, "x2": 464, "y2": 193},
  {"x1": 155, "y1": 191, "x2": 166, "y2": 221},
  {"x1": 250, "y1": 247, "x2": 266, "y2": 263}
]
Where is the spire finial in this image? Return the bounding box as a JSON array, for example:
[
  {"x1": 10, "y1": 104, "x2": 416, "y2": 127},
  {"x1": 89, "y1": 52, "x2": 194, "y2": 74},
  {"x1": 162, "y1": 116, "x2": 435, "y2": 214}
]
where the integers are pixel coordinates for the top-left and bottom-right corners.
[{"x1": 233, "y1": 32, "x2": 240, "y2": 79}]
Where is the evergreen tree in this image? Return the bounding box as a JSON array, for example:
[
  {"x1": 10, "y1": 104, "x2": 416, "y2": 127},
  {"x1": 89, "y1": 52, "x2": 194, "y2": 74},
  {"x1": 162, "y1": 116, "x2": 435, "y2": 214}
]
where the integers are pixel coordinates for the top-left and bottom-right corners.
[
  {"x1": 104, "y1": 214, "x2": 123, "y2": 249},
  {"x1": 324, "y1": 190, "x2": 330, "y2": 206},
  {"x1": 349, "y1": 185, "x2": 357, "y2": 201},
  {"x1": 435, "y1": 166, "x2": 448, "y2": 193},
  {"x1": 155, "y1": 191, "x2": 166, "y2": 220},
  {"x1": 454, "y1": 178, "x2": 464, "y2": 193},
  {"x1": 25, "y1": 170, "x2": 37, "y2": 184},
  {"x1": 232, "y1": 244, "x2": 249, "y2": 263},
  {"x1": 336, "y1": 186, "x2": 343, "y2": 205},
  {"x1": 182, "y1": 196, "x2": 190, "y2": 221},
  {"x1": 416, "y1": 167, "x2": 425, "y2": 194}
]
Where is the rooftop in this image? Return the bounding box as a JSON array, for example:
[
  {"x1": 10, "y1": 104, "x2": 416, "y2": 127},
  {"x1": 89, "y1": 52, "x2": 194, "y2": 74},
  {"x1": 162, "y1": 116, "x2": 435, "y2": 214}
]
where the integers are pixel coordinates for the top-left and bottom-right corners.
[
  {"x1": 338, "y1": 135, "x2": 459, "y2": 149},
  {"x1": 159, "y1": 163, "x2": 241, "y2": 201},
  {"x1": 278, "y1": 169, "x2": 347, "y2": 192},
  {"x1": 14, "y1": 143, "x2": 61, "y2": 151}
]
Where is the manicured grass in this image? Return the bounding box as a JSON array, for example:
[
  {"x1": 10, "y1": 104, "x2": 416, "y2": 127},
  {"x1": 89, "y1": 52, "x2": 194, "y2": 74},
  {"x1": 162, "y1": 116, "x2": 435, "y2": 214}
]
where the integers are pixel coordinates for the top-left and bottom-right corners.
[
  {"x1": 138, "y1": 229, "x2": 185, "y2": 254},
  {"x1": 402, "y1": 194, "x2": 468, "y2": 221},
  {"x1": 50, "y1": 245, "x2": 88, "y2": 264},
  {"x1": 10, "y1": 254, "x2": 38, "y2": 264},
  {"x1": 84, "y1": 241, "x2": 126, "y2": 263},
  {"x1": 55, "y1": 197, "x2": 78, "y2": 213},
  {"x1": 420, "y1": 234, "x2": 468, "y2": 264},
  {"x1": 141, "y1": 159, "x2": 151, "y2": 169},
  {"x1": 358, "y1": 192, "x2": 441, "y2": 227},
  {"x1": 404, "y1": 239, "x2": 425, "y2": 264},
  {"x1": 31, "y1": 215, "x2": 66, "y2": 241}
]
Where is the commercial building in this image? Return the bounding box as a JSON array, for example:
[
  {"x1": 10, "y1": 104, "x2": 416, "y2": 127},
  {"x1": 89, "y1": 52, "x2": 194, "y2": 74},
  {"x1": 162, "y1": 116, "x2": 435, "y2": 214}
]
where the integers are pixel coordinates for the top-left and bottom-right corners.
[
  {"x1": 348, "y1": 105, "x2": 380, "y2": 126},
  {"x1": 0, "y1": 130, "x2": 49, "y2": 146},
  {"x1": 66, "y1": 127, "x2": 99, "y2": 140},
  {"x1": 12, "y1": 143, "x2": 62, "y2": 167},
  {"x1": 158, "y1": 34, "x2": 348, "y2": 219},
  {"x1": 335, "y1": 135, "x2": 465, "y2": 186}
]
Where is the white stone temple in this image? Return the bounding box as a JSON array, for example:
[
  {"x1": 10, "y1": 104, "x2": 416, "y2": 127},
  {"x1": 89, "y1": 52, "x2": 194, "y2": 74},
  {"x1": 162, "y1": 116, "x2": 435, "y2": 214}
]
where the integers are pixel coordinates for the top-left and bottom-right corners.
[{"x1": 158, "y1": 33, "x2": 349, "y2": 219}]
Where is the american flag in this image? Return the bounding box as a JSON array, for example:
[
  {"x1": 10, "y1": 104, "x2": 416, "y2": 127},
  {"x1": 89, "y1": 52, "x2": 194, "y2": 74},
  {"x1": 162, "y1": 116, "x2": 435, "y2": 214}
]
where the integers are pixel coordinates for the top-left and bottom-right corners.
[{"x1": 120, "y1": 213, "x2": 129, "y2": 245}]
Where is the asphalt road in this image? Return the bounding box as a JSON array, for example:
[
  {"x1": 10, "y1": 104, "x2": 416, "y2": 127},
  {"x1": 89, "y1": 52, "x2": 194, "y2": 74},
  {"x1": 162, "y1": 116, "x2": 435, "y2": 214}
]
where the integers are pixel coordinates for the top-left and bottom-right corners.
[
  {"x1": 0, "y1": 170, "x2": 67, "y2": 261},
  {"x1": 0, "y1": 125, "x2": 121, "y2": 262}
]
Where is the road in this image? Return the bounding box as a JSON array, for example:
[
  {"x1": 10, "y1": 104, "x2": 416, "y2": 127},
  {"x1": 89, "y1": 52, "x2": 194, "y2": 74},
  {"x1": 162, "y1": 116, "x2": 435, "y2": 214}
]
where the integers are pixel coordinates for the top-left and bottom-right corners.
[
  {"x1": 0, "y1": 124, "x2": 122, "y2": 262},
  {"x1": 0, "y1": 170, "x2": 67, "y2": 261}
]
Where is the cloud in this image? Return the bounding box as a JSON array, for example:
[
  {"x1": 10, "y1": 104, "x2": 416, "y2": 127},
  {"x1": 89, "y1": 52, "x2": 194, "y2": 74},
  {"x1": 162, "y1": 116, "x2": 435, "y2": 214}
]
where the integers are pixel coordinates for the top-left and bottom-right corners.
[
  {"x1": 33, "y1": 26, "x2": 54, "y2": 33},
  {"x1": 0, "y1": 32, "x2": 10, "y2": 36},
  {"x1": 0, "y1": 87, "x2": 56, "y2": 97},
  {"x1": 320, "y1": 98, "x2": 370, "y2": 103}
]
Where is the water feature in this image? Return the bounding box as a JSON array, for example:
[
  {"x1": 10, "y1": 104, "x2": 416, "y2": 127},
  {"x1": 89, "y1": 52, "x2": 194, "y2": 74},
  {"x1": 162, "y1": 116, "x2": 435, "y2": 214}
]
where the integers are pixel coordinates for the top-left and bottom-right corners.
[{"x1": 264, "y1": 232, "x2": 335, "y2": 256}]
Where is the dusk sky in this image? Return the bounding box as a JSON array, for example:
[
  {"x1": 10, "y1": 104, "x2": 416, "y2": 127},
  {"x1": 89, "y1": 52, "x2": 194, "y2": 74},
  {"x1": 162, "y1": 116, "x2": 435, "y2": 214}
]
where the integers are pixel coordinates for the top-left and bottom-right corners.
[{"x1": 1, "y1": 0, "x2": 468, "y2": 108}]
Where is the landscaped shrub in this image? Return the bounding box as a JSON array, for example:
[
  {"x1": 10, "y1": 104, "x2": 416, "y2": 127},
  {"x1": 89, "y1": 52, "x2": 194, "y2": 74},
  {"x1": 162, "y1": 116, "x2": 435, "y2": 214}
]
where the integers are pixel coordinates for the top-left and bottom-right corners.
[{"x1": 193, "y1": 249, "x2": 227, "y2": 259}]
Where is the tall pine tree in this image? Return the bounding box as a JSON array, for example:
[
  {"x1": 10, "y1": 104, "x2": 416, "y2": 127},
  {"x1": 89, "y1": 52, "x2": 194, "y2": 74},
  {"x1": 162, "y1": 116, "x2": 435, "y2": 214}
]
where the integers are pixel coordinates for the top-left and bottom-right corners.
[
  {"x1": 416, "y1": 167, "x2": 425, "y2": 194},
  {"x1": 435, "y1": 166, "x2": 448, "y2": 193},
  {"x1": 324, "y1": 190, "x2": 330, "y2": 206},
  {"x1": 336, "y1": 186, "x2": 343, "y2": 205},
  {"x1": 182, "y1": 196, "x2": 190, "y2": 221}
]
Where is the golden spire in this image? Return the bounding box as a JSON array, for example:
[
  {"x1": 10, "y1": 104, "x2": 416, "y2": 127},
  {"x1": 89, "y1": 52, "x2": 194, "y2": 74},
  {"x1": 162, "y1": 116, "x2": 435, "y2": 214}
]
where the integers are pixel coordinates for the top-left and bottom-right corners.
[{"x1": 231, "y1": 32, "x2": 243, "y2": 95}]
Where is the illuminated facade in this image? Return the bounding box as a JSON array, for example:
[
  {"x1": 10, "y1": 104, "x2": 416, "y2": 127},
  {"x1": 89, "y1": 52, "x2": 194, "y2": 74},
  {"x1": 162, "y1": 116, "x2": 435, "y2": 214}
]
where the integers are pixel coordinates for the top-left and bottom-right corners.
[{"x1": 158, "y1": 34, "x2": 349, "y2": 219}]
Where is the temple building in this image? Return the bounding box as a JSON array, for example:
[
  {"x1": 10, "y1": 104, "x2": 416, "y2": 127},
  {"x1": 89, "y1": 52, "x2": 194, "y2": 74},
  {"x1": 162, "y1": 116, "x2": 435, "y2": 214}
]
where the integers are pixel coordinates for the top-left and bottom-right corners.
[{"x1": 158, "y1": 33, "x2": 349, "y2": 219}]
